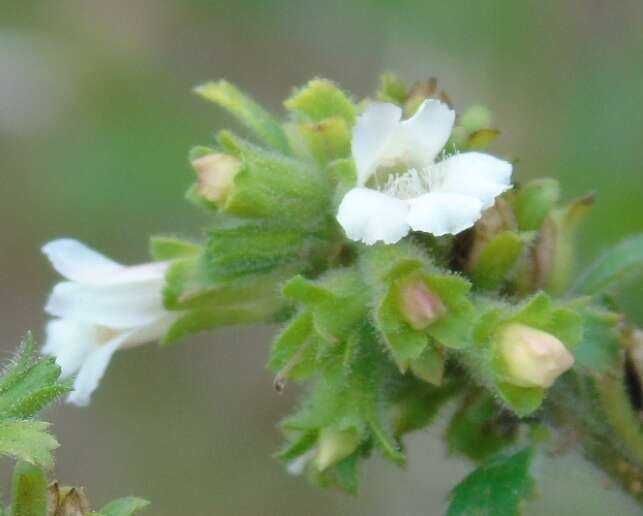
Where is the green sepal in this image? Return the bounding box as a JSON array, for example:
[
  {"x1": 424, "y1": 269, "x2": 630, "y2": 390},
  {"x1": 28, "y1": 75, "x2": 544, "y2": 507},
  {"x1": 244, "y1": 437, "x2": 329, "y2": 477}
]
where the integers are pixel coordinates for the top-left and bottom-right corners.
[
  {"x1": 285, "y1": 79, "x2": 356, "y2": 126},
  {"x1": 447, "y1": 448, "x2": 535, "y2": 516},
  {"x1": 187, "y1": 145, "x2": 215, "y2": 162},
  {"x1": 294, "y1": 117, "x2": 351, "y2": 166},
  {"x1": 10, "y1": 462, "x2": 48, "y2": 516},
  {"x1": 163, "y1": 255, "x2": 284, "y2": 311},
  {"x1": 282, "y1": 271, "x2": 369, "y2": 344},
  {"x1": 496, "y1": 383, "x2": 544, "y2": 418},
  {"x1": 513, "y1": 178, "x2": 560, "y2": 231},
  {"x1": 466, "y1": 128, "x2": 500, "y2": 150},
  {"x1": 149, "y1": 236, "x2": 201, "y2": 261},
  {"x1": 162, "y1": 299, "x2": 277, "y2": 346},
  {"x1": 202, "y1": 223, "x2": 329, "y2": 282},
  {"x1": 374, "y1": 279, "x2": 429, "y2": 369},
  {"x1": 100, "y1": 497, "x2": 150, "y2": 516},
  {"x1": 449, "y1": 105, "x2": 494, "y2": 149},
  {"x1": 217, "y1": 132, "x2": 331, "y2": 225},
  {"x1": 409, "y1": 344, "x2": 446, "y2": 385},
  {"x1": 446, "y1": 391, "x2": 518, "y2": 462},
  {"x1": 544, "y1": 193, "x2": 595, "y2": 294},
  {"x1": 310, "y1": 448, "x2": 364, "y2": 495},
  {"x1": 470, "y1": 231, "x2": 525, "y2": 290},
  {"x1": 471, "y1": 293, "x2": 581, "y2": 415},
  {"x1": 376, "y1": 73, "x2": 408, "y2": 105},
  {"x1": 195, "y1": 80, "x2": 290, "y2": 154},
  {"x1": 274, "y1": 429, "x2": 318, "y2": 461},
  {"x1": 268, "y1": 312, "x2": 317, "y2": 381},
  {"x1": 391, "y1": 375, "x2": 460, "y2": 437}
]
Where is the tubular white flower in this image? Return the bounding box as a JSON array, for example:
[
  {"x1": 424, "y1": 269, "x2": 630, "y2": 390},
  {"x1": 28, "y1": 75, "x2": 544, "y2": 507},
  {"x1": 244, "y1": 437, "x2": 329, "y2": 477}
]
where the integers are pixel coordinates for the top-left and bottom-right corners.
[
  {"x1": 337, "y1": 100, "x2": 513, "y2": 245},
  {"x1": 42, "y1": 239, "x2": 176, "y2": 406}
]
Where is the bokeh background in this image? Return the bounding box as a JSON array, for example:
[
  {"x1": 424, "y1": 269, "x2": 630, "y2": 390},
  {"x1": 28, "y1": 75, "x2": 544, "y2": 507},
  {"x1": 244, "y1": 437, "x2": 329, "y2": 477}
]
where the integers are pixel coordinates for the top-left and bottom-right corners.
[{"x1": 1, "y1": 1, "x2": 642, "y2": 515}]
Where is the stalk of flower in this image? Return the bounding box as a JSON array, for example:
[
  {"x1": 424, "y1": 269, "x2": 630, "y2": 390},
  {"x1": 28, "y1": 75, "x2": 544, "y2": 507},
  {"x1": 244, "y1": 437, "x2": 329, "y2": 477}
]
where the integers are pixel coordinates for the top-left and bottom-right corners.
[
  {"x1": 336, "y1": 100, "x2": 513, "y2": 244},
  {"x1": 42, "y1": 239, "x2": 177, "y2": 406}
]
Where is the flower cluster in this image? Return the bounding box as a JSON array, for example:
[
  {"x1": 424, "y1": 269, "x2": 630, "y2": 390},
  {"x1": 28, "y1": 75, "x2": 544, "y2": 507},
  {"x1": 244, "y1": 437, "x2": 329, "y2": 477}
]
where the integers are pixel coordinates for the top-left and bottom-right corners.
[{"x1": 41, "y1": 75, "x2": 620, "y2": 497}]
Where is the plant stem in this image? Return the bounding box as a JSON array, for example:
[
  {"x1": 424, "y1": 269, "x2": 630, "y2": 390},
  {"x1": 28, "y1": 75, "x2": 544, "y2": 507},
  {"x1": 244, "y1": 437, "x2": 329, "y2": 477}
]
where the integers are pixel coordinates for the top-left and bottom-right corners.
[{"x1": 545, "y1": 367, "x2": 643, "y2": 505}]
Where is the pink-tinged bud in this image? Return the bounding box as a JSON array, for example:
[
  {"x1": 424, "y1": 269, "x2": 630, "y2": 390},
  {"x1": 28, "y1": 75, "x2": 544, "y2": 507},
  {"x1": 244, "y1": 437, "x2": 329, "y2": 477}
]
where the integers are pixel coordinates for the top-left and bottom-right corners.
[
  {"x1": 191, "y1": 153, "x2": 242, "y2": 204},
  {"x1": 498, "y1": 323, "x2": 574, "y2": 388},
  {"x1": 400, "y1": 281, "x2": 445, "y2": 330},
  {"x1": 314, "y1": 429, "x2": 360, "y2": 471}
]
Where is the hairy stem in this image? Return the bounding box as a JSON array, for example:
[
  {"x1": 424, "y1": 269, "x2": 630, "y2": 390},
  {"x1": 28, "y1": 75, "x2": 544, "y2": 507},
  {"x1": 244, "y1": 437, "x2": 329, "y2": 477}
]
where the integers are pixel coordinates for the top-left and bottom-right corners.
[{"x1": 546, "y1": 366, "x2": 643, "y2": 504}]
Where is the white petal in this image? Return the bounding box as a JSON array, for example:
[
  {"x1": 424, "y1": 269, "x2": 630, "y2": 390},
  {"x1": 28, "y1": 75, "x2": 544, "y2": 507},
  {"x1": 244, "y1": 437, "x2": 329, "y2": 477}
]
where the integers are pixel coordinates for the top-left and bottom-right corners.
[
  {"x1": 352, "y1": 103, "x2": 402, "y2": 185},
  {"x1": 43, "y1": 319, "x2": 104, "y2": 377},
  {"x1": 436, "y1": 152, "x2": 513, "y2": 208},
  {"x1": 42, "y1": 239, "x2": 123, "y2": 284},
  {"x1": 45, "y1": 280, "x2": 167, "y2": 329},
  {"x1": 400, "y1": 99, "x2": 455, "y2": 165},
  {"x1": 408, "y1": 192, "x2": 483, "y2": 236},
  {"x1": 337, "y1": 187, "x2": 410, "y2": 245},
  {"x1": 67, "y1": 331, "x2": 130, "y2": 406},
  {"x1": 120, "y1": 313, "x2": 177, "y2": 348},
  {"x1": 43, "y1": 239, "x2": 169, "y2": 286}
]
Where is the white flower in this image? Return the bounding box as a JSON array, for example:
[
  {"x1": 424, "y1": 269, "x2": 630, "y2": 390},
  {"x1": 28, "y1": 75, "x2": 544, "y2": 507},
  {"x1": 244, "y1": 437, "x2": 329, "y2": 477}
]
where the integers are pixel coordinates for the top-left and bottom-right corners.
[
  {"x1": 42, "y1": 239, "x2": 176, "y2": 406},
  {"x1": 337, "y1": 100, "x2": 513, "y2": 245}
]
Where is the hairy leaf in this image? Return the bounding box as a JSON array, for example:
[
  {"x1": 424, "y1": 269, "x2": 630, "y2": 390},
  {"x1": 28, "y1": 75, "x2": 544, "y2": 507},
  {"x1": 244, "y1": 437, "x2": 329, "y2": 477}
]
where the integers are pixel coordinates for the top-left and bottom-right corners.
[{"x1": 447, "y1": 448, "x2": 535, "y2": 516}]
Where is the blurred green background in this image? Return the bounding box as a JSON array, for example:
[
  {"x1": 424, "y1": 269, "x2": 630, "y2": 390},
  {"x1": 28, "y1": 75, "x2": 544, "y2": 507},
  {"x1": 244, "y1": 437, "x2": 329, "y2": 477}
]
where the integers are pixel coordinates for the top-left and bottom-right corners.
[{"x1": 1, "y1": 1, "x2": 642, "y2": 514}]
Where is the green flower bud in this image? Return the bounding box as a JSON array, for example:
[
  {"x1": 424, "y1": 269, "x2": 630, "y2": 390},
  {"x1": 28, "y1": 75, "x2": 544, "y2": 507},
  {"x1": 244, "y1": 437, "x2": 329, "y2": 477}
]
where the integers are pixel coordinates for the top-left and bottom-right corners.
[
  {"x1": 400, "y1": 280, "x2": 445, "y2": 330},
  {"x1": 497, "y1": 323, "x2": 574, "y2": 388},
  {"x1": 314, "y1": 428, "x2": 360, "y2": 471},
  {"x1": 191, "y1": 153, "x2": 241, "y2": 204}
]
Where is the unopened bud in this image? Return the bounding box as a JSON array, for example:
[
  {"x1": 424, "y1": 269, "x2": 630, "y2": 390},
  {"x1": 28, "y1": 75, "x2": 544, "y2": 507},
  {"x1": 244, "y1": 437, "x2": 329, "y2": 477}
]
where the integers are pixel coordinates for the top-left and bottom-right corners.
[
  {"x1": 191, "y1": 153, "x2": 242, "y2": 204},
  {"x1": 314, "y1": 428, "x2": 360, "y2": 471},
  {"x1": 498, "y1": 323, "x2": 574, "y2": 388},
  {"x1": 400, "y1": 281, "x2": 445, "y2": 330}
]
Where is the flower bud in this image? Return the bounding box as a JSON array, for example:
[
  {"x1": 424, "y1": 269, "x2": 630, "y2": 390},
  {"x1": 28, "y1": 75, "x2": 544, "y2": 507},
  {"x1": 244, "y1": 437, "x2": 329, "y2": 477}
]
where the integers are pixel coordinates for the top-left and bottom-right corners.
[
  {"x1": 314, "y1": 428, "x2": 360, "y2": 471},
  {"x1": 400, "y1": 280, "x2": 445, "y2": 330},
  {"x1": 498, "y1": 323, "x2": 574, "y2": 388},
  {"x1": 191, "y1": 153, "x2": 242, "y2": 204}
]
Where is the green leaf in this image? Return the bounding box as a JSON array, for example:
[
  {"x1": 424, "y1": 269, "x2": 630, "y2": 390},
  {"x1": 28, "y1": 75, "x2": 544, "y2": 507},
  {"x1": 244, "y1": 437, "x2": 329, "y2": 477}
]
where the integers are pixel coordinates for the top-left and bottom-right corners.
[
  {"x1": 10, "y1": 462, "x2": 48, "y2": 516},
  {"x1": 100, "y1": 496, "x2": 150, "y2": 516},
  {"x1": 573, "y1": 305, "x2": 622, "y2": 372},
  {"x1": 195, "y1": 80, "x2": 290, "y2": 154},
  {"x1": 471, "y1": 231, "x2": 524, "y2": 290},
  {"x1": 573, "y1": 233, "x2": 643, "y2": 295},
  {"x1": 285, "y1": 79, "x2": 356, "y2": 126},
  {"x1": 0, "y1": 421, "x2": 58, "y2": 468},
  {"x1": 0, "y1": 334, "x2": 71, "y2": 420},
  {"x1": 447, "y1": 448, "x2": 535, "y2": 516}
]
